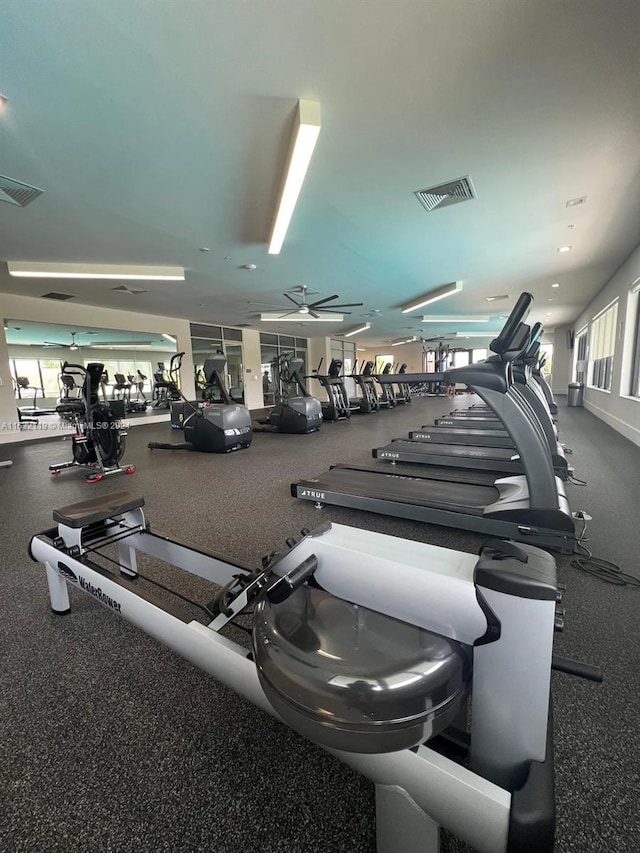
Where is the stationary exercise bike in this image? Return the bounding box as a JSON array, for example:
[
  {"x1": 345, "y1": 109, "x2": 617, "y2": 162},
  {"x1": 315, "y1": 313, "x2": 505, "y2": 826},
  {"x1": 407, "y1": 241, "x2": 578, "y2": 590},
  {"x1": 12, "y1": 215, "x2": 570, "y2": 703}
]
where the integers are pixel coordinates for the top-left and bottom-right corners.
[
  {"x1": 254, "y1": 352, "x2": 323, "y2": 434},
  {"x1": 50, "y1": 362, "x2": 135, "y2": 483},
  {"x1": 30, "y1": 490, "x2": 602, "y2": 853}
]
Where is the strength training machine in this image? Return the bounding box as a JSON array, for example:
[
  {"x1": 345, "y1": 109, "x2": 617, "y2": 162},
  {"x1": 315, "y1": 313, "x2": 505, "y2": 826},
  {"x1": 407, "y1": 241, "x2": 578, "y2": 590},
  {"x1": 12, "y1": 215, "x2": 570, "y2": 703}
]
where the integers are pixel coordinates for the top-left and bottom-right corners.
[{"x1": 29, "y1": 490, "x2": 601, "y2": 853}]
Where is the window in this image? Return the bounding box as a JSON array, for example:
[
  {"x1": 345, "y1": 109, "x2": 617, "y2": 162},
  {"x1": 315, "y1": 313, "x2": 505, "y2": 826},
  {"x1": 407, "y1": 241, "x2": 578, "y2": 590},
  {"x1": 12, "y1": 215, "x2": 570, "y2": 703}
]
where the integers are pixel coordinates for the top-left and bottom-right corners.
[
  {"x1": 331, "y1": 339, "x2": 356, "y2": 398},
  {"x1": 453, "y1": 350, "x2": 470, "y2": 368},
  {"x1": 192, "y1": 323, "x2": 246, "y2": 401},
  {"x1": 588, "y1": 300, "x2": 618, "y2": 391},
  {"x1": 259, "y1": 332, "x2": 309, "y2": 403},
  {"x1": 631, "y1": 297, "x2": 640, "y2": 397},
  {"x1": 375, "y1": 354, "x2": 393, "y2": 373},
  {"x1": 472, "y1": 348, "x2": 487, "y2": 363},
  {"x1": 538, "y1": 343, "x2": 553, "y2": 378}
]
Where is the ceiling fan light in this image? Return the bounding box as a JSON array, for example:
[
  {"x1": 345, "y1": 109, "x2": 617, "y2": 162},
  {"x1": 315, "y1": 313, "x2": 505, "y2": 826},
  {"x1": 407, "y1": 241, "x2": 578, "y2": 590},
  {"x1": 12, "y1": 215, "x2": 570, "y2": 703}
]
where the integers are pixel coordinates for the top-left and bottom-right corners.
[
  {"x1": 400, "y1": 282, "x2": 463, "y2": 313},
  {"x1": 260, "y1": 312, "x2": 341, "y2": 322}
]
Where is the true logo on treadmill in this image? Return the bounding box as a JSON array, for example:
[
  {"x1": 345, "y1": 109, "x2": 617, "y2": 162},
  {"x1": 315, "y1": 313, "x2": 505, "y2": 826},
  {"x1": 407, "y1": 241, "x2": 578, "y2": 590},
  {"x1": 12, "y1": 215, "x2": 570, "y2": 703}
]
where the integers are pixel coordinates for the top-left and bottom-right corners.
[
  {"x1": 300, "y1": 489, "x2": 325, "y2": 500},
  {"x1": 381, "y1": 452, "x2": 399, "y2": 459}
]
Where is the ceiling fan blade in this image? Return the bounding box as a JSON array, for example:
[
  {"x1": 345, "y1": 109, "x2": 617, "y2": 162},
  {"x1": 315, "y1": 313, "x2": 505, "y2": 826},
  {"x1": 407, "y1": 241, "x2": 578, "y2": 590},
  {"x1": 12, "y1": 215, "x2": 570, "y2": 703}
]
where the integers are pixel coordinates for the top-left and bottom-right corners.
[
  {"x1": 308, "y1": 310, "x2": 321, "y2": 319},
  {"x1": 316, "y1": 302, "x2": 364, "y2": 309},
  {"x1": 307, "y1": 294, "x2": 340, "y2": 308},
  {"x1": 283, "y1": 293, "x2": 302, "y2": 308},
  {"x1": 43, "y1": 341, "x2": 70, "y2": 347},
  {"x1": 314, "y1": 309, "x2": 348, "y2": 314}
]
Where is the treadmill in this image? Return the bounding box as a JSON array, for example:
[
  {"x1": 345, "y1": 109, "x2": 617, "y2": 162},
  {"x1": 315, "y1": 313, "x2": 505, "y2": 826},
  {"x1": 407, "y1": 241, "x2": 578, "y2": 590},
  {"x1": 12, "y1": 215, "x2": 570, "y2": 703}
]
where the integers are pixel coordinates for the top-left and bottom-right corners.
[
  {"x1": 292, "y1": 293, "x2": 576, "y2": 554},
  {"x1": 374, "y1": 328, "x2": 571, "y2": 479}
]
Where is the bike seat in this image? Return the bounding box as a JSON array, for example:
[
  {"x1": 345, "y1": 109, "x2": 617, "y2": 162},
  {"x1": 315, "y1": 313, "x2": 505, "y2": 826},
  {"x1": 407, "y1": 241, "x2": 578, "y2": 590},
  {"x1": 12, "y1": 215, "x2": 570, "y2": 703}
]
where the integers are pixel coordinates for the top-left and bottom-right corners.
[{"x1": 56, "y1": 401, "x2": 85, "y2": 415}]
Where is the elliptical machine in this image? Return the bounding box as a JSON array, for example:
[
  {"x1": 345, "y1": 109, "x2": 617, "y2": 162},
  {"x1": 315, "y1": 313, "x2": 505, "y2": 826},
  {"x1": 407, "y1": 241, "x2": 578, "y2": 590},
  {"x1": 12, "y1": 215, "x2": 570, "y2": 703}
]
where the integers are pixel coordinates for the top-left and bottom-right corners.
[
  {"x1": 151, "y1": 353, "x2": 183, "y2": 409},
  {"x1": 307, "y1": 358, "x2": 357, "y2": 421},
  {"x1": 50, "y1": 362, "x2": 134, "y2": 483},
  {"x1": 149, "y1": 352, "x2": 252, "y2": 453},
  {"x1": 254, "y1": 353, "x2": 322, "y2": 434}
]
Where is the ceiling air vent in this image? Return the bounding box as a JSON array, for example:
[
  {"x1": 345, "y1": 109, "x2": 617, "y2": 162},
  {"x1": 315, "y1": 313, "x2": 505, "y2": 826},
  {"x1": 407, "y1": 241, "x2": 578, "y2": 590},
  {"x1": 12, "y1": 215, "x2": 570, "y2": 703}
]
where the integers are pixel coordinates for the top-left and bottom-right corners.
[
  {"x1": 0, "y1": 174, "x2": 44, "y2": 208},
  {"x1": 415, "y1": 176, "x2": 476, "y2": 213},
  {"x1": 111, "y1": 285, "x2": 149, "y2": 295},
  {"x1": 41, "y1": 292, "x2": 75, "y2": 301}
]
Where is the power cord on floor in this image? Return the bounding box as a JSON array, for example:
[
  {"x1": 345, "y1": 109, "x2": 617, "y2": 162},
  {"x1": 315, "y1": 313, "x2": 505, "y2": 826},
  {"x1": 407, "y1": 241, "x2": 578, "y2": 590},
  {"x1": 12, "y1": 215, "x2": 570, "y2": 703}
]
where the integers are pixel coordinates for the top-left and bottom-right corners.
[
  {"x1": 572, "y1": 513, "x2": 640, "y2": 587},
  {"x1": 567, "y1": 472, "x2": 588, "y2": 486}
]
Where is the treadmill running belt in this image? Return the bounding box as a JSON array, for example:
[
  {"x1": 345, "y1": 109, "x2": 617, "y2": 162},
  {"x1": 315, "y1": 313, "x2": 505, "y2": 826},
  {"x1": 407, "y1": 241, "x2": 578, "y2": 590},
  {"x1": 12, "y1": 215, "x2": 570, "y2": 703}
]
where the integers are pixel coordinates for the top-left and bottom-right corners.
[
  {"x1": 300, "y1": 466, "x2": 498, "y2": 515},
  {"x1": 380, "y1": 441, "x2": 517, "y2": 462}
]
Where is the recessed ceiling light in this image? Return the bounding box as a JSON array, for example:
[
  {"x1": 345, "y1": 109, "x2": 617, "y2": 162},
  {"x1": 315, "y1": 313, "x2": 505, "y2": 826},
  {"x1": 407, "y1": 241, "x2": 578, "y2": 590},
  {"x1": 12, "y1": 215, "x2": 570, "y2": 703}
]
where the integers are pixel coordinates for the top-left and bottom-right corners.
[
  {"x1": 199, "y1": 247, "x2": 210, "y2": 253},
  {"x1": 548, "y1": 298, "x2": 556, "y2": 302},
  {"x1": 0, "y1": 94, "x2": 7, "y2": 108},
  {"x1": 485, "y1": 294, "x2": 509, "y2": 302},
  {"x1": 566, "y1": 196, "x2": 587, "y2": 207},
  {"x1": 551, "y1": 283, "x2": 560, "y2": 288},
  {"x1": 242, "y1": 264, "x2": 257, "y2": 271},
  {"x1": 557, "y1": 246, "x2": 572, "y2": 253}
]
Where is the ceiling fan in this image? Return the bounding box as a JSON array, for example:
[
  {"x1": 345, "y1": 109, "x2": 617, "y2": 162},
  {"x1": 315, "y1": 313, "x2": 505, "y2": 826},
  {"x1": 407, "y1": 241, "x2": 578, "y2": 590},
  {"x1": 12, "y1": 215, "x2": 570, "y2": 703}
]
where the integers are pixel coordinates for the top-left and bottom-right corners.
[
  {"x1": 42, "y1": 331, "x2": 157, "y2": 349},
  {"x1": 248, "y1": 285, "x2": 364, "y2": 319},
  {"x1": 43, "y1": 331, "x2": 83, "y2": 351}
]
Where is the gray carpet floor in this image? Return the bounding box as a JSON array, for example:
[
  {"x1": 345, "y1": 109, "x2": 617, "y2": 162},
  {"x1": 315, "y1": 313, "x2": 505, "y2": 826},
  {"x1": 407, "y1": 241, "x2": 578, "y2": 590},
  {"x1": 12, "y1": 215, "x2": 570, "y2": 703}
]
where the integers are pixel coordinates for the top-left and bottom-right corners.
[{"x1": 1, "y1": 394, "x2": 639, "y2": 852}]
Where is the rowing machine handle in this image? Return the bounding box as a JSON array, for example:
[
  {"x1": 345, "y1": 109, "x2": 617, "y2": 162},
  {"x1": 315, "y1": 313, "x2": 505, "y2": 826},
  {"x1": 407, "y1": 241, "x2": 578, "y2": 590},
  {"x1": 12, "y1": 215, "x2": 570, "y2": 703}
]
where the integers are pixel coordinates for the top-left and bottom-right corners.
[{"x1": 266, "y1": 555, "x2": 318, "y2": 604}]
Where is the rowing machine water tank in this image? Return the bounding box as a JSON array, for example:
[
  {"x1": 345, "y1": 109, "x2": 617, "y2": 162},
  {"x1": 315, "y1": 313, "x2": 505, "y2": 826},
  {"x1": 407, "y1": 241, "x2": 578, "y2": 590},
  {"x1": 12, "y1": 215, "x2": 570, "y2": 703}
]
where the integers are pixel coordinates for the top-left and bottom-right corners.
[{"x1": 253, "y1": 585, "x2": 471, "y2": 753}]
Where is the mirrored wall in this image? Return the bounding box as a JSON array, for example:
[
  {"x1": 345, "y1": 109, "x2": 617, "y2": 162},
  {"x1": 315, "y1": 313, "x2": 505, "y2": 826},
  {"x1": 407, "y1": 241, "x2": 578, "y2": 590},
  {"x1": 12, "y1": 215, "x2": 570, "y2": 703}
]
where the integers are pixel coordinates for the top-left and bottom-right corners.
[{"x1": 4, "y1": 319, "x2": 176, "y2": 420}]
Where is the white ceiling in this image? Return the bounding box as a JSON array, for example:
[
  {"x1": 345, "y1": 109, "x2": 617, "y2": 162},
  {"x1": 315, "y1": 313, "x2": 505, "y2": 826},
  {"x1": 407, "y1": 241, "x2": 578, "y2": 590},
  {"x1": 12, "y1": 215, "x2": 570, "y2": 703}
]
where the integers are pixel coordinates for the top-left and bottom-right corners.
[{"x1": 1, "y1": 0, "x2": 639, "y2": 346}]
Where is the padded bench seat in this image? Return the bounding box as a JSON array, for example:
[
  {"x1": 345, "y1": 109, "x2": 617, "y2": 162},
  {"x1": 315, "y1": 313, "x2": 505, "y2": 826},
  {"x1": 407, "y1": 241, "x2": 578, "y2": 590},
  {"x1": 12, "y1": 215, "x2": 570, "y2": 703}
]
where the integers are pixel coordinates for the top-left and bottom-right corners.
[{"x1": 53, "y1": 492, "x2": 145, "y2": 528}]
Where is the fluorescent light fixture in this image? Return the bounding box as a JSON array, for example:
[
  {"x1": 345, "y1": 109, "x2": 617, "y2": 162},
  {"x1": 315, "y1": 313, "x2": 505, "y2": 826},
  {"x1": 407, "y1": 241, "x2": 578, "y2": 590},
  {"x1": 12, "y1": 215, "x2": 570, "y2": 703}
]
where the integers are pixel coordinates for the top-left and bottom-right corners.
[
  {"x1": 162, "y1": 333, "x2": 177, "y2": 344},
  {"x1": 421, "y1": 315, "x2": 489, "y2": 323},
  {"x1": 551, "y1": 283, "x2": 560, "y2": 288},
  {"x1": 391, "y1": 336, "x2": 418, "y2": 346},
  {"x1": 260, "y1": 312, "x2": 341, "y2": 322},
  {"x1": 7, "y1": 262, "x2": 185, "y2": 280},
  {"x1": 557, "y1": 246, "x2": 572, "y2": 253},
  {"x1": 400, "y1": 281, "x2": 462, "y2": 314},
  {"x1": 342, "y1": 322, "x2": 371, "y2": 337},
  {"x1": 454, "y1": 331, "x2": 497, "y2": 338},
  {"x1": 566, "y1": 196, "x2": 587, "y2": 207},
  {"x1": 268, "y1": 99, "x2": 321, "y2": 255}
]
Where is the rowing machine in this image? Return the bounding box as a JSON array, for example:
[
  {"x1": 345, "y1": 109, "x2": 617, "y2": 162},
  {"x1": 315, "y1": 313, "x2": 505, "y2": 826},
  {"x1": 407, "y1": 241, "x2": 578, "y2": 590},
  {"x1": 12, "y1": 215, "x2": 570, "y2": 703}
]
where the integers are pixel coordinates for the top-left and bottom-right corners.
[{"x1": 29, "y1": 492, "x2": 600, "y2": 853}]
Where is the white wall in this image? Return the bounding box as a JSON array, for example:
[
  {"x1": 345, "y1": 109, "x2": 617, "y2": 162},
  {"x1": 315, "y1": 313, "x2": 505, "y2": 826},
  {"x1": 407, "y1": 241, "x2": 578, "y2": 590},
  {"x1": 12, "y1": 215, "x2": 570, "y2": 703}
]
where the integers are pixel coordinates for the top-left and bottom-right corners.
[
  {"x1": 568, "y1": 241, "x2": 640, "y2": 446},
  {"x1": 550, "y1": 325, "x2": 572, "y2": 394}
]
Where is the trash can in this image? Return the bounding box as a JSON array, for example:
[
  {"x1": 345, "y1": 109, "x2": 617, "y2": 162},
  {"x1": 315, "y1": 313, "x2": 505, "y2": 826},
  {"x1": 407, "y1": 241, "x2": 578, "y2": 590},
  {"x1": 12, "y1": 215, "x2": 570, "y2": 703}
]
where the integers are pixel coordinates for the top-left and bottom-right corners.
[{"x1": 567, "y1": 382, "x2": 584, "y2": 407}]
